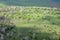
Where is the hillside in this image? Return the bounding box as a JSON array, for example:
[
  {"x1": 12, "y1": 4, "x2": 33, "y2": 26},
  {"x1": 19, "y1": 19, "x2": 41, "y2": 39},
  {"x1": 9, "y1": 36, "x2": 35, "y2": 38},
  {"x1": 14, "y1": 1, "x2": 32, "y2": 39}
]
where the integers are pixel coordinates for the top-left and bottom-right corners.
[{"x1": 0, "y1": 6, "x2": 60, "y2": 40}]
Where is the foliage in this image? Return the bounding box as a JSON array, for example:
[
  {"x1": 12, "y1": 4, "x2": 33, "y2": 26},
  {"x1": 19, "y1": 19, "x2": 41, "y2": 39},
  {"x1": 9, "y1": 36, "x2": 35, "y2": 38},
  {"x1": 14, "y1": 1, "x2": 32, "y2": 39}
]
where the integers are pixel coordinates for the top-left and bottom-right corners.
[
  {"x1": 0, "y1": 16, "x2": 16, "y2": 40},
  {"x1": 0, "y1": 7, "x2": 60, "y2": 40}
]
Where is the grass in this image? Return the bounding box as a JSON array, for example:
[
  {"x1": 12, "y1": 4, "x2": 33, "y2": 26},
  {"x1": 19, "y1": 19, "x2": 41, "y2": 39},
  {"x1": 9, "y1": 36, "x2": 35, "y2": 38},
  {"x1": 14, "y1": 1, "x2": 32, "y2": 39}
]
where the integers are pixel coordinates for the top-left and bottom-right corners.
[
  {"x1": 0, "y1": 6, "x2": 60, "y2": 40},
  {"x1": 0, "y1": 3, "x2": 6, "y2": 7}
]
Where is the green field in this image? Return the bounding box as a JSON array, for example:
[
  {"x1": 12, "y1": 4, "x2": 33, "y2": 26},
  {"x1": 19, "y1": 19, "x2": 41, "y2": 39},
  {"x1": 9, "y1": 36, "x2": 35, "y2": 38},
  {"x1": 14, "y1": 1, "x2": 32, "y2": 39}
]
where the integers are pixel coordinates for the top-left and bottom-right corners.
[{"x1": 0, "y1": 7, "x2": 60, "y2": 40}]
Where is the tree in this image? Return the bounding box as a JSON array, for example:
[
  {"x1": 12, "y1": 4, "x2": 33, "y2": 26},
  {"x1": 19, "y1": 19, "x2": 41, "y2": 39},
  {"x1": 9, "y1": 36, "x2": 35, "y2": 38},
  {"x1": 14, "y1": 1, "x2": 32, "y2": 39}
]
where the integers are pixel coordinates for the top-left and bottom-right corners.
[{"x1": 0, "y1": 16, "x2": 16, "y2": 40}]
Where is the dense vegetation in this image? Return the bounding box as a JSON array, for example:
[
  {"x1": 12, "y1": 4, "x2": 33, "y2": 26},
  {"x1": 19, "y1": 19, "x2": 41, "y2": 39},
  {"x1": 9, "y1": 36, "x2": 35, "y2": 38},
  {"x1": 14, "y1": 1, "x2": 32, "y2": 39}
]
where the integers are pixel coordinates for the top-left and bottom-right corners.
[{"x1": 0, "y1": 7, "x2": 60, "y2": 40}]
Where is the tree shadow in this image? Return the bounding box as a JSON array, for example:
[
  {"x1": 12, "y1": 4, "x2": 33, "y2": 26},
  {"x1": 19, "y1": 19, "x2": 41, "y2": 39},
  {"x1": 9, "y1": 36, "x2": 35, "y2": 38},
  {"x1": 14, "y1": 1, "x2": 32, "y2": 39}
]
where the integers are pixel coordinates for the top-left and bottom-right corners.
[{"x1": 14, "y1": 26, "x2": 60, "y2": 40}]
